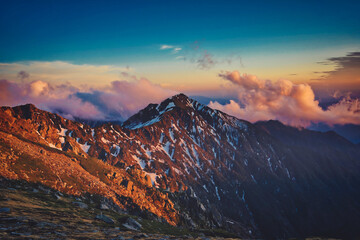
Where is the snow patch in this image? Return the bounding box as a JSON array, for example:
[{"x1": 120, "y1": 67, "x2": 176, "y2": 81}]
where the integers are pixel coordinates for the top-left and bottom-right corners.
[
  {"x1": 48, "y1": 143, "x2": 61, "y2": 150},
  {"x1": 215, "y1": 186, "x2": 221, "y2": 200},
  {"x1": 267, "y1": 157, "x2": 273, "y2": 172},
  {"x1": 79, "y1": 142, "x2": 91, "y2": 153},
  {"x1": 159, "y1": 132, "x2": 164, "y2": 144},
  {"x1": 58, "y1": 127, "x2": 67, "y2": 136},
  {"x1": 128, "y1": 116, "x2": 162, "y2": 129},
  {"x1": 101, "y1": 137, "x2": 110, "y2": 144},
  {"x1": 111, "y1": 145, "x2": 121, "y2": 157},
  {"x1": 192, "y1": 144, "x2": 200, "y2": 166},
  {"x1": 251, "y1": 174, "x2": 257, "y2": 184},
  {"x1": 132, "y1": 155, "x2": 147, "y2": 169},
  {"x1": 146, "y1": 173, "x2": 159, "y2": 187},
  {"x1": 169, "y1": 128, "x2": 175, "y2": 142}
]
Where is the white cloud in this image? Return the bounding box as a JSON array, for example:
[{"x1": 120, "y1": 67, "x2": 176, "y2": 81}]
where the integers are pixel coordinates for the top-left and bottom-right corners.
[
  {"x1": 159, "y1": 45, "x2": 182, "y2": 54},
  {"x1": 172, "y1": 47, "x2": 182, "y2": 54},
  {"x1": 175, "y1": 56, "x2": 186, "y2": 60},
  {"x1": 160, "y1": 45, "x2": 174, "y2": 50}
]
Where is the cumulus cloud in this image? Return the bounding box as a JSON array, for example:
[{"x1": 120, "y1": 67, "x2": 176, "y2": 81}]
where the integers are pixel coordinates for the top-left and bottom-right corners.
[
  {"x1": 0, "y1": 77, "x2": 175, "y2": 121},
  {"x1": 80, "y1": 78, "x2": 176, "y2": 120},
  {"x1": 209, "y1": 71, "x2": 360, "y2": 126}
]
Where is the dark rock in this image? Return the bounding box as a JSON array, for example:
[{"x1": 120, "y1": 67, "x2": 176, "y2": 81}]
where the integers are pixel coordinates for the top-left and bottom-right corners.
[
  {"x1": 10, "y1": 232, "x2": 31, "y2": 236},
  {"x1": 54, "y1": 231, "x2": 67, "y2": 236},
  {"x1": 100, "y1": 203, "x2": 110, "y2": 210},
  {"x1": 0, "y1": 207, "x2": 10, "y2": 213},
  {"x1": 122, "y1": 217, "x2": 142, "y2": 231},
  {"x1": 72, "y1": 201, "x2": 88, "y2": 209},
  {"x1": 134, "y1": 233, "x2": 149, "y2": 238},
  {"x1": 111, "y1": 236, "x2": 125, "y2": 240},
  {"x1": 95, "y1": 214, "x2": 115, "y2": 224}
]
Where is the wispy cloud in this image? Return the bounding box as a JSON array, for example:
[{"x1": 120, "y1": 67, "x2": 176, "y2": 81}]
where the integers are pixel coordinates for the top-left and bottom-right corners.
[
  {"x1": 209, "y1": 71, "x2": 360, "y2": 127},
  {"x1": 160, "y1": 45, "x2": 182, "y2": 54},
  {"x1": 175, "y1": 40, "x2": 243, "y2": 70},
  {"x1": 196, "y1": 51, "x2": 216, "y2": 69},
  {"x1": 17, "y1": 71, "x2": 30, "y2": 81},
  {"x1": 321, "y1": 52, "x2": 360, "y2": 71},
  {"x1": 175, "y1": 56, "x2": 186, "y2": 60},
  {"x1": 172, "y1": 47, "x2": 182, "y2": 54},
  {"x1": 160, "y1": 45, "x2": 174, "y2": 50},
  {"x1": 311, "y1": 51, "x2": 360, "y2": 99}
]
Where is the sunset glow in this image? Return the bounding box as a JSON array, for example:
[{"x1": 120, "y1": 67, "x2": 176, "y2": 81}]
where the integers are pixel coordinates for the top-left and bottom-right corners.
[{"x1": 1, "y1": 0, "x2": 359, "y2": 128}]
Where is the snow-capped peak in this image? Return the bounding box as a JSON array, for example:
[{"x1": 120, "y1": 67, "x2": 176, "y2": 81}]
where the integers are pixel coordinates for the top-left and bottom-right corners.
[{"x1": 122, "y1": 94, "x2": 201, "y2": 129}]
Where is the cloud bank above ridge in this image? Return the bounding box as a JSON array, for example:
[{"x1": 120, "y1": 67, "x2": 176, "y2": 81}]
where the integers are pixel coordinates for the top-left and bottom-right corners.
[
  {"x1": 209, "y1": 71, "x2": 360, "y2": 127},
  {"x1": 0, "y1": 77, "x2": 175, "y2": 121}
]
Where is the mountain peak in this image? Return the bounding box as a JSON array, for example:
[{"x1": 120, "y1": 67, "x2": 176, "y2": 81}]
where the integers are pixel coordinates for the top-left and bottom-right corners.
[
  {"x1": 10, "y1": 103, "x2": 42, "y2": 120},
  {"x1": 123, "y1": 93, "x2": 246, "y2": 130},
  {"x1": 171, "y1": 93, "x2": 188, "y2": 100},
  {"x1": 169, "y1": 93, "x2": 196, "y2": 109},
  {"x1": 122, "y1": 94, "x2": 202, "y2": 129}
]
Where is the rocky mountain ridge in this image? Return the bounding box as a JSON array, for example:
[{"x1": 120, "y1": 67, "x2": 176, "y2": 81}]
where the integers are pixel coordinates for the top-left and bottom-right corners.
[{"x1": 1, "y1": 94, "x2": 360, "y2": 238}]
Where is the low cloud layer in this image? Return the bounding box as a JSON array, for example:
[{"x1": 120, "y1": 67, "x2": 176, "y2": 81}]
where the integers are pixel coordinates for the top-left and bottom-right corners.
[
  {"x1": 209, "y1": 71, "x2": 360, "y2": 127},
  {"x1": 0, "y1": 61, "x2": 131, "y2": 87},
  {"x1": 0, "y1": 77, "x2": 175, "y2": 121}
]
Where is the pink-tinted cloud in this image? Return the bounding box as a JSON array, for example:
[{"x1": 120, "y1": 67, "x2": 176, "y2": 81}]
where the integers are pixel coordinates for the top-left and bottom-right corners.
[
  {"x1": 0, "y1": 79, "x2": 102, "y2": 120},
  {"x1": 210, "y1": 71, "x2": 360, "y2": 126},
  {"x1": 93, "y1": 78, "x2": 176, "y2": 119},
  {"x1": 0, "y1": 77, "x2": 175, "y2": 121}
]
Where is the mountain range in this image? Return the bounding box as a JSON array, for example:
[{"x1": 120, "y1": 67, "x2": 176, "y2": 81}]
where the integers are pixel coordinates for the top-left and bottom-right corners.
[{"x1": 1, "y1": 94, "x2": 360, "y2": 239}]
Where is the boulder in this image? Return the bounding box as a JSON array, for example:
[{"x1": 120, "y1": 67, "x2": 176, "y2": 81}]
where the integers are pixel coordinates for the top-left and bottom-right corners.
[
  {"x1": 122, "y1": 217, "x2": 142, "y2": 231},
  {"x1": 95, "y1": 214, "x2": 115, "y2": 224},
  {"x1": 72, "y1": 201, "x2": 88, "y2": 209}
]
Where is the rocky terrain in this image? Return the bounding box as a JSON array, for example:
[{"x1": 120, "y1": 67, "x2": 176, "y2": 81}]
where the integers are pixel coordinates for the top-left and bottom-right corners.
[
  {"x1": 0, "y1": 179, "x2": 237, "y2": 239},
  {"x1": 1, "y1": 94, "x2": 360, "y2": 239}
]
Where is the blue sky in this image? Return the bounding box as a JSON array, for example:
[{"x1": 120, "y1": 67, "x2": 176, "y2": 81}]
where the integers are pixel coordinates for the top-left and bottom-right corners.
[{"x1": 1, "y1": 0, "x2": 359, "y2": 64}]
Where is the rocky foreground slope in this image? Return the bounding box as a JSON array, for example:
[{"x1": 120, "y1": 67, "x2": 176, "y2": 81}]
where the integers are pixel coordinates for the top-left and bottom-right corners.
[{"x1": 1, "y1": 94, "x2": 360, "y2": 238}]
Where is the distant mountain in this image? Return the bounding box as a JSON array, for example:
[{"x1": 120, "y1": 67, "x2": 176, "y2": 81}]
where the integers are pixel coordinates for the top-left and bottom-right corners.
[
  {"x1": 1, "y1": 94, "x2": 360, "y2": 239},
  {"x1": 255, "y1": 120, "x2": 355, "y2": 149},
  {"x1": 309, "y1": 122, "x2": 360, "y2": 144},
  {"x1": 189, "y1": 95, "x2": 232, "y2": 106}
]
